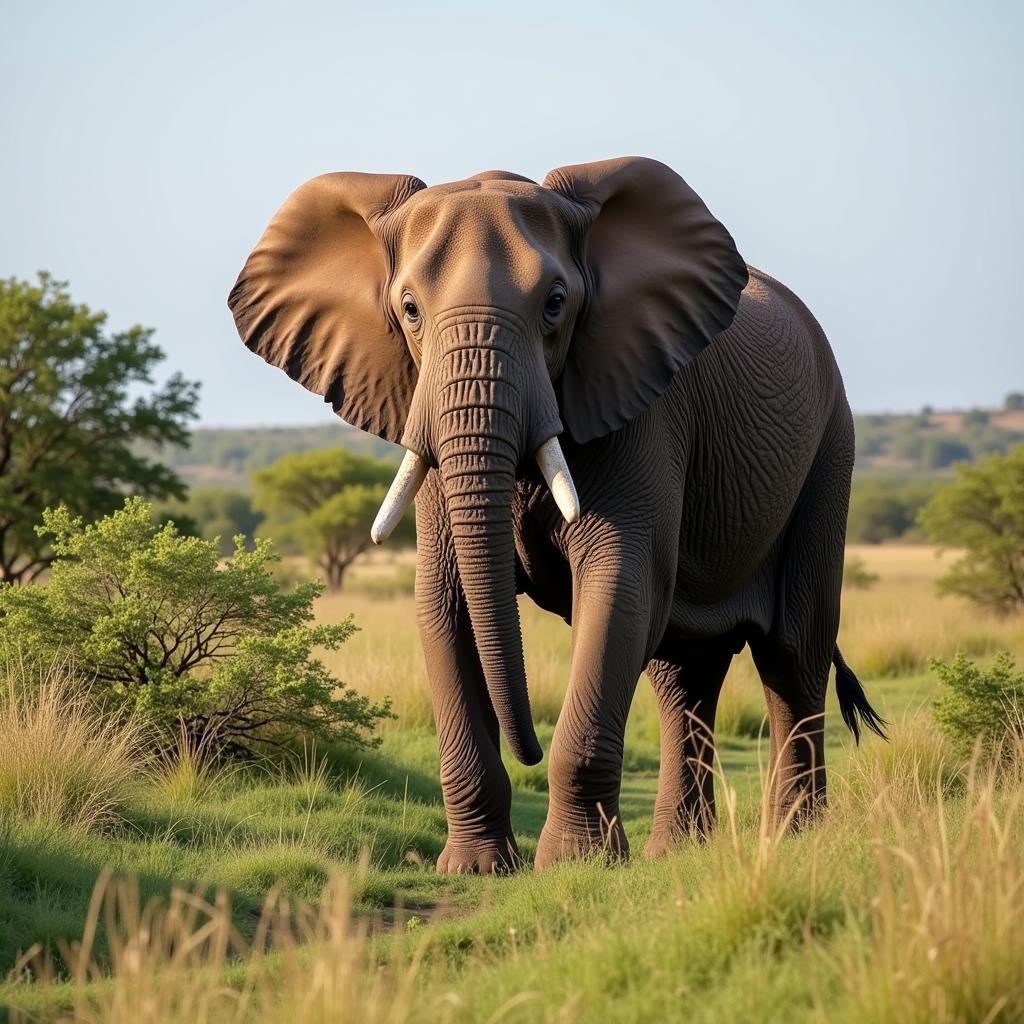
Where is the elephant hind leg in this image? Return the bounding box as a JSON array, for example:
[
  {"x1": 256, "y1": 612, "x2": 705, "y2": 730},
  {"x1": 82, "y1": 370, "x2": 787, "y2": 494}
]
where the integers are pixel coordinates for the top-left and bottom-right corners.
[
  {"x1": 750, "y1": 421, "x2": 852, "y2": 827},
  {"x1": 749, "y1": 640, "x2": 829, "y2": 828},
  {"x1": 645, "y1": 642, "x2": 733, "y2": 857}
]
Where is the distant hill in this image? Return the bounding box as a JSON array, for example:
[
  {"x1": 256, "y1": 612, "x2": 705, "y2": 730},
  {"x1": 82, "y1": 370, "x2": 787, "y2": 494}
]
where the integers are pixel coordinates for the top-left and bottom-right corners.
[
  {"x1": 150, "y1": 422, "x2": 403, "y2": 487},
  {"x1": 151, "y1": 404, "x2": 1024, "y2": 489},
  {"x1": 854, "y1": 406, "x2": 1024, "y2": 474}
]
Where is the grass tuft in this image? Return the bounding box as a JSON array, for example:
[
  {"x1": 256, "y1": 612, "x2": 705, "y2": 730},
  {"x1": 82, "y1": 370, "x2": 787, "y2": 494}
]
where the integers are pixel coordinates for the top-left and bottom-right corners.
[
  {"x1": 149, "y1": 725, "x2": 242, "y2": 807},
  {"x1": 0, "y1": 659, "x2": 147, "y2": 834}
]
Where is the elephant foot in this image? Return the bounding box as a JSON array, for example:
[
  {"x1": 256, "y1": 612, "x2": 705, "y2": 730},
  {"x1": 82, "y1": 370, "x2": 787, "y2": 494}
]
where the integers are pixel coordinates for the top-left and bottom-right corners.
[
  {"x1": 643, "y1": 832, "x2": 676, "y2": 859},
  {"x1": 644, "y1": 813, "x2": 715, "y2": 858},
  {"x1": 436, "y1": 834, "x2": 521, "y2": 874},
  {"x1": 534, "y1": 814, "x2": 629, "y2": 871},
  {"x1": 643, "y1": 825, "x2": 711, "y2": 859}
]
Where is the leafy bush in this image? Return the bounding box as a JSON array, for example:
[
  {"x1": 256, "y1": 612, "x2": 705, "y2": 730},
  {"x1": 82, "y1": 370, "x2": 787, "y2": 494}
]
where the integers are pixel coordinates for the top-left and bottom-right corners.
[
  {"x1": 0, "y1": 498, "x2": 392, "y2": 758},
  {"x1": 0, "y1": 656, "x2": 147, "y2": 831},
  {"x1": 931, "y1": 651, "x2": 1024, "y2": 761},
  {"x1": 842, "y1": 556, "x2": 878, "y2": 590},
  {"x1": 846, "y1": 476, "x2": 937, "y2": 543},
  {"x1": 918, "y1": 445, "x2": 1024, "y2": 614}
]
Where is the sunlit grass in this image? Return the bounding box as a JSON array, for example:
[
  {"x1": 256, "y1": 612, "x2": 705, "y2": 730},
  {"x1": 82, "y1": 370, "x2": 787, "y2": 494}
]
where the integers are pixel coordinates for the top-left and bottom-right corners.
[
  {"x1": 149, "y1": 727, "x2": 243, "y2": 807},
  {"x1": 8, "y1": 736, "x2": 1023, "y2": 1023},
  {"x1": 0, "y1": 659, "x2": 148, "y2": 834},
  {"x1": 4, "y1": 543, "x2": 1024, "y2": 1020}
]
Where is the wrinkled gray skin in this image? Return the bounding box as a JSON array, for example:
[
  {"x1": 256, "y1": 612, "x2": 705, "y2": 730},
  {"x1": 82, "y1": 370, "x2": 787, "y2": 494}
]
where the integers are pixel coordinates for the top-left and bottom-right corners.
[{"x1": 229, "y1": 157, "x2": 881, "y2": 873}]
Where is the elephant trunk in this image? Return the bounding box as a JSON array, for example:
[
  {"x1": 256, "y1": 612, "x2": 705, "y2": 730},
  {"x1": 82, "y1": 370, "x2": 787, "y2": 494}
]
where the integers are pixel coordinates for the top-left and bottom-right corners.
[
  {"x1": 402, "y1": 320, "x2": 561, "y2": 766},
  {"x1": 440, "y1": 438, "x2": 541, "y2": 765}
]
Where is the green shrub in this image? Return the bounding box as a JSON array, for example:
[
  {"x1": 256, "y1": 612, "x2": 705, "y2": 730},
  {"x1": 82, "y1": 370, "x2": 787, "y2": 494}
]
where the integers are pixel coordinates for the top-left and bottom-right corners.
[
  {"x1": 842, "y1": 556, "x2": 878, "y2": 590},
  {"x1": 931, "y1": 651, "x2": 1024, "y2": 761},
  {"x1": 0, "y1": 498, "x2": 392, "y2": 758},
  {"x1": 847, "y1": 475, "x2": 937, "y2": 544}
]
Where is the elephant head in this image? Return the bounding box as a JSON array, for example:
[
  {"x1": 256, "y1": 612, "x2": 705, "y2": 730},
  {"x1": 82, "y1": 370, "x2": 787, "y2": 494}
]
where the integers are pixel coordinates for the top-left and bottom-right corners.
[{"x1": 228, "y1": 157, "x2": 747, "y2": 766}]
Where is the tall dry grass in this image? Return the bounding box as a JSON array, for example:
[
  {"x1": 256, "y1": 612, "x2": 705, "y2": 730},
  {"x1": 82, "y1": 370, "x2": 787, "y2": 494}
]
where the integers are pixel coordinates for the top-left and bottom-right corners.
[
  {"x1": 841, "y1": 545, "x2": 1023, "y2": 678},
  {"x1": 0, "y1": 659, "x2": 148, "y2": 832},
  {"x1": 319, "y1": 545, "x2": 1024, "y2": 739},
  {"x1": 832, "y1": 754, "x2": 1024, "y2": 1021},
  {"x1": 9, "y1": 869, "x2": 425, "y2": 1024}
]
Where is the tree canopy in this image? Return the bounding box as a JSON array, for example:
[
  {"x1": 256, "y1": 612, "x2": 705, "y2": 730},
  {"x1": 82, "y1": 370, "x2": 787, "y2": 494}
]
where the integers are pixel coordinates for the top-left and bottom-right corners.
[
  {"x1": 253, "y1": 448, "x2": 413, "y2": 591},
  {"x1": 918, "y1": 444, "x2": 1024, "y2": 615},
  {"x1": 0, "y1": 273, "x2": 198, "y2": 582}
]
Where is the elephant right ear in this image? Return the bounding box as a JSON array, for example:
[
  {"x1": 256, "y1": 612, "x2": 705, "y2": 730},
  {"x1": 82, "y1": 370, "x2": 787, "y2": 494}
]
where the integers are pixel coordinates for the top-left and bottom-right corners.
[{"x1": 228, "y1": 172, "x2": 426, "y2": 444}]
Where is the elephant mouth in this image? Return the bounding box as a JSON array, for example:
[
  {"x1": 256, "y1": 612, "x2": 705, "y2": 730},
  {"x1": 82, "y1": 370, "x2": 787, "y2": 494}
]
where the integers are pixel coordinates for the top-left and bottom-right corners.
[{"x1": 370, "y1": 436, "x2": 578, "y2": 545}]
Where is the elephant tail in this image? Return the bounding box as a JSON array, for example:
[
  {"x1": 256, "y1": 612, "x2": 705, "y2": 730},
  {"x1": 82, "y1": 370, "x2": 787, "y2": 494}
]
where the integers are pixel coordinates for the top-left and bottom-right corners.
[{"x1": 833, "y1": 646, "x2": 887, "y2": 743}]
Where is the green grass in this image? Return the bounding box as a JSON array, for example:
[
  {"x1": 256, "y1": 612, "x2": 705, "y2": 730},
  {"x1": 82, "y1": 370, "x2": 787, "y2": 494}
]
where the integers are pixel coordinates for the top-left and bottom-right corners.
[
  {"x1": 5, "y1": 718, "x2": 1022, "y2": 1023},
  {"x1": 3, "y1": 544, "x2": 1024, "y2": 1020},
  {"x1": 0, "y1": 664, "x2": 934, "y2": 979},
  {"x1": 0, "y1": 674, "x2": 924, "y2": 992}
]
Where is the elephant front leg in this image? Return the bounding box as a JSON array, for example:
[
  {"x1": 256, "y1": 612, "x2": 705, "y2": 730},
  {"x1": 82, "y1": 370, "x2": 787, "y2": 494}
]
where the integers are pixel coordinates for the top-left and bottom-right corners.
[
  {"x1": 535, "y1": 564, "x2": 652, "y2": 869},
  {"x1": 416, "y1": 492, "x2": 518, "y2": 874}
]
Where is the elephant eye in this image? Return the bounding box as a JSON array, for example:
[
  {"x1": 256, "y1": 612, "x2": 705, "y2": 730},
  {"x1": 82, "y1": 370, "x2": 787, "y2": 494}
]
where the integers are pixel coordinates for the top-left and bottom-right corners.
[
  {"x1": 543, "y1": 287, "x2": 567, "y2": 324},
  {"x1": 402, "y1": 297, "x2": 420, "y2": 323}
]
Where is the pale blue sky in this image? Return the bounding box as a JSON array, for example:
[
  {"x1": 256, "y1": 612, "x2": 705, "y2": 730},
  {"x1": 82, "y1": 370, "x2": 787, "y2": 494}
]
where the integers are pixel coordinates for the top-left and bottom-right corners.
[{"x1": 2, "y1": 0, "x2": 1021, "y2": 426}]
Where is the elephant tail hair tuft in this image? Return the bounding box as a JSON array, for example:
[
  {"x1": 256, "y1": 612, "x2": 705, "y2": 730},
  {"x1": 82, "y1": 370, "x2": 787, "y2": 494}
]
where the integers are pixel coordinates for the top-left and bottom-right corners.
[{"x1": 833, "y1": 646, "x2": 887, "y2": 744}]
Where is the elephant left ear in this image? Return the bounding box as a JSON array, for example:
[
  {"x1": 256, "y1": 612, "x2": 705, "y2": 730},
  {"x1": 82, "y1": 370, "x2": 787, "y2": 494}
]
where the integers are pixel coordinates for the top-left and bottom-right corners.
[
  {"x1": 228, "y1": 172, "x2": 426, "y2": 445},
  {"x1": 543, "y1": 157, "x2": 748, "y2": 443}
]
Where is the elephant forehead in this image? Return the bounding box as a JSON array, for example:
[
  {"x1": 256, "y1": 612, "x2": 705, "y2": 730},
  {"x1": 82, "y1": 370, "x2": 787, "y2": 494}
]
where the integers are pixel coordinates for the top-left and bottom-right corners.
[{"x1": 396, "y1": 186, "x2": 570, "y2": 299}]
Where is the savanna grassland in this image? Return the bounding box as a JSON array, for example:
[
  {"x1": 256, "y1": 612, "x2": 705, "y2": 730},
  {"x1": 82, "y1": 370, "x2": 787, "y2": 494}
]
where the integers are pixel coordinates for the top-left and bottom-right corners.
[{"x1": 2, "y1": 544, "x2": 1024, "y2": 1022}]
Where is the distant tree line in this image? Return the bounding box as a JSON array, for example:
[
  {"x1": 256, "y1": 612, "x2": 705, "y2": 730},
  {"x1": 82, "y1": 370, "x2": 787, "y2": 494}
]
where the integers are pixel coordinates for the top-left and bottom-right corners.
[
  {"x1": 847, "y1": 475, "x2": 938, "y2": 543},
  {"x1": 141, "y1": 422, "x2": 402, "y2": 485}
]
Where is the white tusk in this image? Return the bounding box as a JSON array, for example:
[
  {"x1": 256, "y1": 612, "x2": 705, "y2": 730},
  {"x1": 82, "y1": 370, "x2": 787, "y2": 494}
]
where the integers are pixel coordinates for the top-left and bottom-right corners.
[
  {"x1": 371, "y1": 449, "x2": 429, "y2": 545},
  {"x1": 535, "y1": 436, "x2": 580, "y2": 525}
]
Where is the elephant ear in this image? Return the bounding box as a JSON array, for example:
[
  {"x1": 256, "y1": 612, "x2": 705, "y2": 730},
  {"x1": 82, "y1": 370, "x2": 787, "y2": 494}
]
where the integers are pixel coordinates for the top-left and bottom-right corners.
[
  {"x1": 543, "y1": 157, "x2": 748, "y2": 443},
  {"x1": 228, "y1": 172, "x2": 426, "y2": 444}
]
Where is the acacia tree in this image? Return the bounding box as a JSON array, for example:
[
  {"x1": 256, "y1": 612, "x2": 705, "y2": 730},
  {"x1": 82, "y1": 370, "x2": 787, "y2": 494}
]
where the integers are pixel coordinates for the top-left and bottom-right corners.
[
  {"x1": 918, "y1": 444, "x2": 1024, "y2": 615},
  {"x1": 253, "y1": 448, "x2": 413, "y2": 591},
  {"x1": 0, "y1": 273, "x2": 198, "y2": 582}
]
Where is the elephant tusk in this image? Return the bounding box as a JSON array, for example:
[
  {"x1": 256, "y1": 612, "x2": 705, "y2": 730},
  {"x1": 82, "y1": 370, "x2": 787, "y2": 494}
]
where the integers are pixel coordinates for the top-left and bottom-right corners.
[
  {"x1": 371, "y1": 449, "x2": 429, "y2": 544},
  {"x1": 535, "y1": 437, "x2": 580, "y2": 525}
]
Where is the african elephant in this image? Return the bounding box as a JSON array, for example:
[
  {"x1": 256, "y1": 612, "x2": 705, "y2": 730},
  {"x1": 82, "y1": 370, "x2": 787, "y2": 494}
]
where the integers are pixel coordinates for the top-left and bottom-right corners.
[{"x1": 228, "y1": 157, "x2": 884, "y2": 872}]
